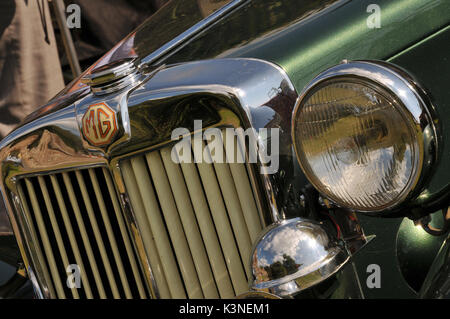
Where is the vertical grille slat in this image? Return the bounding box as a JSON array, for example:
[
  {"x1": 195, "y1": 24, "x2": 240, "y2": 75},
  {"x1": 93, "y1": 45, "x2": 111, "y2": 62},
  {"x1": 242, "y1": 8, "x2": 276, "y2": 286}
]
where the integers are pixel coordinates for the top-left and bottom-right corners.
[
  {"x1": 175, "y1": 140, "x2": 235, "y2": 299},
  {"x1": 129, "y1": 156, "x2": 185, "y2": 298},
  {"x1": 121, "y1": 161, "x2": 172, "y2": 298},
  {"x1": 146, "y1": 151, "x2": 203, "y2": 299},
  {"x1": 49, "y1": 175, "x2": 93, "y2": 298},
  {"x1": 24, "y1": 178, "x2": 67, "y2": 299},
  {"x1": 38, "y1": 176, "x2": 80, "y2": 299},
  {"x1": 205, "y1": 138, "x2": 252, "y2": 279},
  {"x1": 223, "y1": 132, "x2": 262, "y2": 243},
  {"x1": 17, "y1": 167, "x2": 149, "y2": 299},
  {"x1": 102, "y1": 168, "x2": 147, "y2": 299},
  {"x1": 160, "y1": 147, "x2": 219, "y2": 298},
  {"x1": 191, "y1": 135, "x2": 248, "y2": 294},
  {"x1": 15, "y1": 128, "x2": 264, "y2": 299},
  {"x1": 61, "y1": 172, "x2": 107, "y2": 299},
  {"x1": 121, "y1": 128, "x2": 264, "y2": 299},
  {"x1": 88, "y1": 169, "x2": 133, "y2": 299},
  {"x1": 74, "y1": 171, "x2": 121, "y2": 298},
  {"x1": 17, "y1": 183, "x2": 57, "y2": 297}
]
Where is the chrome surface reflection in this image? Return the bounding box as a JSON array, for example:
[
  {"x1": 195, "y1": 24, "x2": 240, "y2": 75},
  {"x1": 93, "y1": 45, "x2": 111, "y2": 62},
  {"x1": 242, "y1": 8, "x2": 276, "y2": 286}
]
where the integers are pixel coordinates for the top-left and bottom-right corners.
[
  {"x1": 292, "y1": 60, "x2": 439, "y2": 213},
  {"x1": 251, "y1": 217, "x2": 349, "y2": 297},
  {"x1": 419, "y1": 236, "x2": 450, "y2": 299},
  {"x1": 236, "y1": 291, "x2": 281, "y2": 299},
  {"x1": 0, "y1": 58, "x2": 297, "y2": 298}
]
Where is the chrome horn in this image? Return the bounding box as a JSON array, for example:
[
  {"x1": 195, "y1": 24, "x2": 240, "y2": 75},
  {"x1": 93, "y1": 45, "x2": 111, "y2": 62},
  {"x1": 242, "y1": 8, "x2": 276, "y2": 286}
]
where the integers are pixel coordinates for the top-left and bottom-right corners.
[{"x1": 250, "y1": 217, "x2": 350, "y2": 297}]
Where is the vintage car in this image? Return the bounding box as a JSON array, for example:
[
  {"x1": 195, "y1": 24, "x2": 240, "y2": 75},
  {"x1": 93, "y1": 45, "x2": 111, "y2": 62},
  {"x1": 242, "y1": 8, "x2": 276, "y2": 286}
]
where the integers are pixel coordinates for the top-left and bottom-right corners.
[{"x1": 0, "y1": 0, "x2": 449, "y2": 299}]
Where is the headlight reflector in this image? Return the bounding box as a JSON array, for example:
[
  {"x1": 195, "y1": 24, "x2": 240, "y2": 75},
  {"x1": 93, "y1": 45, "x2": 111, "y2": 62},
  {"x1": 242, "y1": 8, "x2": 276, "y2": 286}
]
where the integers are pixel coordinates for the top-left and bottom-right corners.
[{"x1": 292, "y1": 61, "x2": 437, "y2": 212}]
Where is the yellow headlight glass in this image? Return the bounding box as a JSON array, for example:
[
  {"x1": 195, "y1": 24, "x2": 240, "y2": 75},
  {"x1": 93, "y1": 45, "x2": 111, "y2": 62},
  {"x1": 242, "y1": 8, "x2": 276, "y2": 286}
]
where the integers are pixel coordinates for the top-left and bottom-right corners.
[{"x1": 293, "y1": 80, "x2": 419, "y2": 211}]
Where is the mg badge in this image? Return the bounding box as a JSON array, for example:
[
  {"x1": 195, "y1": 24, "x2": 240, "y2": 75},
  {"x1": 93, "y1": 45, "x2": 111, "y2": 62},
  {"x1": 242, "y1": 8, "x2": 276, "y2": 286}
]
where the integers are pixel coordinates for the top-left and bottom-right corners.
[{"x1": 82, "y1": 102, "x2": 118, "y2": 146}]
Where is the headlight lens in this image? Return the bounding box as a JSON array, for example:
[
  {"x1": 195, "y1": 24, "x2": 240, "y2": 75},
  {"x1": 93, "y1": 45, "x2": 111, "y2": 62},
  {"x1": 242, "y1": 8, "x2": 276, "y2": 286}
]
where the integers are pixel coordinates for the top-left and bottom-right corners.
[{"x1": 292, "y1": 61, "x2": 437, "y2": 212}]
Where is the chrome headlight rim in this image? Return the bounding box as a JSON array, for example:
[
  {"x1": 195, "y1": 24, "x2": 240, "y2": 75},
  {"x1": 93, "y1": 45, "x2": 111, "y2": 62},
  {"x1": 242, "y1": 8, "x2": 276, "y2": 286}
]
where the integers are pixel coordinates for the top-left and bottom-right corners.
[{"x1": 292, "y1": 60, "x2": 439, "y2": 213}]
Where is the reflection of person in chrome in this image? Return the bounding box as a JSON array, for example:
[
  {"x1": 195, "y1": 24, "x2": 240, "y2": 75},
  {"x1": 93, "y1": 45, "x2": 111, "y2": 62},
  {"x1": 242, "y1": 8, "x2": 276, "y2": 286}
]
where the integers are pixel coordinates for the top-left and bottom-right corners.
[
  {"x1": 0, "y1": 1, "x2": 65, "y2": 233},
  {"x1": 197, "y1": 0, "x2": 231, "y2": 17}
]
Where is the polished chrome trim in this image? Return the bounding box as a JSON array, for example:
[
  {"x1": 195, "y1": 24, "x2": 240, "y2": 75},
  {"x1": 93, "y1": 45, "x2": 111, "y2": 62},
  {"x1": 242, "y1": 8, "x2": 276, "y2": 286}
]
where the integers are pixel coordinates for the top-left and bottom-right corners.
[
  {"x1": 250, "y1": 217, "x2": 350, "y2": 297},
  {"x1": 27, "y1": 265, "x2": 45, "y2": 299},
  {"x1": 0, "y1": 58, "x2": 298, "y2": 298},
  {"x1": 114, "y1": 58, "x2": 298, "y2": 222},
  {"x1": 49, "y1": 0, "x2": 248, "y2": 102},
  {"x1": 81, "y1": 58, "x2": 137, "y2": 87},
  {"x1": 139, "y1": 0, "x2": 248, "y2": 67},
  {"x1": 109, "y1": 161, "x2": 161, "y2": 298},
  {"x1": 9, "y1": 185, "x2": 54, "y2": 298},
  {"x1": 236, "y1": 291, "x2": 282, "y2": 299},
  {"x1": 10, "y1": 165, "x2": 155, "y2": 299},
  {"x1": 292, "y1": 60, "x2": 439, "y2": 213},
  {"x1": 90, "y1": 71, "x2": 142, "y2": 96},
  {"x1": 113, "y1": 122, "x2": 264, "y2": 299},
  {"x1": 80, "y1": 58, "x2": 150, "y2": 96}
]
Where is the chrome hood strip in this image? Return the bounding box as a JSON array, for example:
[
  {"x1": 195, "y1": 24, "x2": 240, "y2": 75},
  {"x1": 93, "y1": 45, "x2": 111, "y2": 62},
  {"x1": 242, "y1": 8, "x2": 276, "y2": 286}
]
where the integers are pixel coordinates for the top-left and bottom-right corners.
[
  {"x1": 0, "y1": 58, "x2": 298, "y2": 298},
  {"x1": 0, "y1": 58, "x2": 297, "y2": 175},
  {"x1": 18, "y1": 0, "x2": 248, "y2": 124},
  {"x1": 139, "y1": 0, "x2": 249, "y2": 67}
]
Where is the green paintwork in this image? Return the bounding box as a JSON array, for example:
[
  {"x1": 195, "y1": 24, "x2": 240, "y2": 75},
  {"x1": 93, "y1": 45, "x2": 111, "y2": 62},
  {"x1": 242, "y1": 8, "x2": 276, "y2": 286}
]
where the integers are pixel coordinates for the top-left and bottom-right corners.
[
  {"x1": 353, "y1": 215, "x2": 417, "y2": 298},
  {"x1": 161, "y1": 0, "x2": 450, "y2": 298},
  {"x1": 388, "y1": 26, "x2": 450, "y2": 209},
  {"x1": 2, "y1": 0, "x2": 449, "y2": 298},
  {"x1": 167, "y1": 0, "x2": 449, "y2": 92},
  {"x1": 356, "y1": 28, "x2": 450, "y2": 297},
  {"x1": 396, "y1": 211, "x2": 446, "y2": 292},
  {"x1": 166, "y1": 0, "x2": 450, "y2": 207},
  {"x1": 419, "y1": 236, "x2": 450, "y2": 298}
]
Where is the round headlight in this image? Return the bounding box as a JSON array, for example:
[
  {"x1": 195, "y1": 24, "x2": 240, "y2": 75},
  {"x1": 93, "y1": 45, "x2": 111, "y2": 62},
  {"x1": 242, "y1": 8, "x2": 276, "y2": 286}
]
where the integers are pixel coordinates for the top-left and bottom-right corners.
[{"x1": 292, "y1": 61, "x2": 437, "y2": 212}]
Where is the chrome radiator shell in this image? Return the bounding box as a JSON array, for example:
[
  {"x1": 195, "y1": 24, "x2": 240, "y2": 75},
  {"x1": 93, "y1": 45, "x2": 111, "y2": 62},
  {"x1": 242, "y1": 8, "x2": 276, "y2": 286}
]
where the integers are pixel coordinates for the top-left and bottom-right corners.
[{"x1": 0, "y1": 58, "x2": 298, "y2": 298}]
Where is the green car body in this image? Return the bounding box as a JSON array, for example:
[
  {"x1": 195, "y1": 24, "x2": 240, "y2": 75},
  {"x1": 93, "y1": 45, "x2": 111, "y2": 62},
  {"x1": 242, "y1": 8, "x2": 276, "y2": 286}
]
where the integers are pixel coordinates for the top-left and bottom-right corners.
[
  {"x1": 0, "y1": 0, "x2": 448, "y2": 298},
  {"x1": 162, "y1": 0, "x2": 450, "y2": 298}
]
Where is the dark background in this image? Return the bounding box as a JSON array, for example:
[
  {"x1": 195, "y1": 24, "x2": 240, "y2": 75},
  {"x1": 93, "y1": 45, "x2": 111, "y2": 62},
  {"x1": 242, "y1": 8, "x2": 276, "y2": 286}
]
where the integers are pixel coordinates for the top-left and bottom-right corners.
[{"x1": 54, "y1": 0, "x2": 168, "y2": 83}]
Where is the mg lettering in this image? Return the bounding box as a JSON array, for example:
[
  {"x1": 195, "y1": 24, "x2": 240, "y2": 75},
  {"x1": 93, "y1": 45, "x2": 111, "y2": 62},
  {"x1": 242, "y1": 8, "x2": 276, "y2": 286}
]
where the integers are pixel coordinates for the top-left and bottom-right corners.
[{"x1": 81, "y1": 102, "x2": 118, "y2": 146}]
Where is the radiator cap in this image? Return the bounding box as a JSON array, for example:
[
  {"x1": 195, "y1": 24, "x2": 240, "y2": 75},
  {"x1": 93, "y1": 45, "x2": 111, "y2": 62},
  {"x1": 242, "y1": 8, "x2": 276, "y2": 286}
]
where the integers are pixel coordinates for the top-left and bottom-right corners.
[{"x1": 81, "y1": 57, "x2": 139, "y2": 94}]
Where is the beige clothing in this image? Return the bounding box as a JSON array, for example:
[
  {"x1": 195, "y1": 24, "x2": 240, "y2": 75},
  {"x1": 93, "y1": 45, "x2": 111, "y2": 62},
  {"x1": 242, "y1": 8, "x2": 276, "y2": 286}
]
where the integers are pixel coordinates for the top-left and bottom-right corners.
[
  {"x1": 0, "y1": 0, "x2": 64, "y2": 233},
  {"x1": 0, "y1": 0, "x2": 64, "y2": 138}
]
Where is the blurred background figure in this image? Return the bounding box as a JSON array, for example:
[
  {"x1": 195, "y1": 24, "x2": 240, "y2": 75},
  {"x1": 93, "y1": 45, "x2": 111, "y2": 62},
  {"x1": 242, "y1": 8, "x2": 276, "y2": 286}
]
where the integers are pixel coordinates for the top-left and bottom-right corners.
[
  {"x1": 56, "y1": 0, "x2": 167, "y2": 82},
  {"x1": 0, "y1": 0, "x2": 64, "y2": 140},
  {"x1": 0, "y1": 0, "x2": 64, "y2": 234},
  {"x1": 0, "y1": 0, "x2": 166, "y2": 234}
]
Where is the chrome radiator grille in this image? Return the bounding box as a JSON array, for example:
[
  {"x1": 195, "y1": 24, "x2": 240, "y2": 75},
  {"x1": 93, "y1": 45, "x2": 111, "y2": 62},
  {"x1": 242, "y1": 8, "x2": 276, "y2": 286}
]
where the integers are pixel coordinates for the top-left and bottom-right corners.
[
  {"x1": 17, "y1": 168, "x2": 148, "y2": 299},
  {"x1": 121, "y1": 131, "x2": 263, "y2": 298}
]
